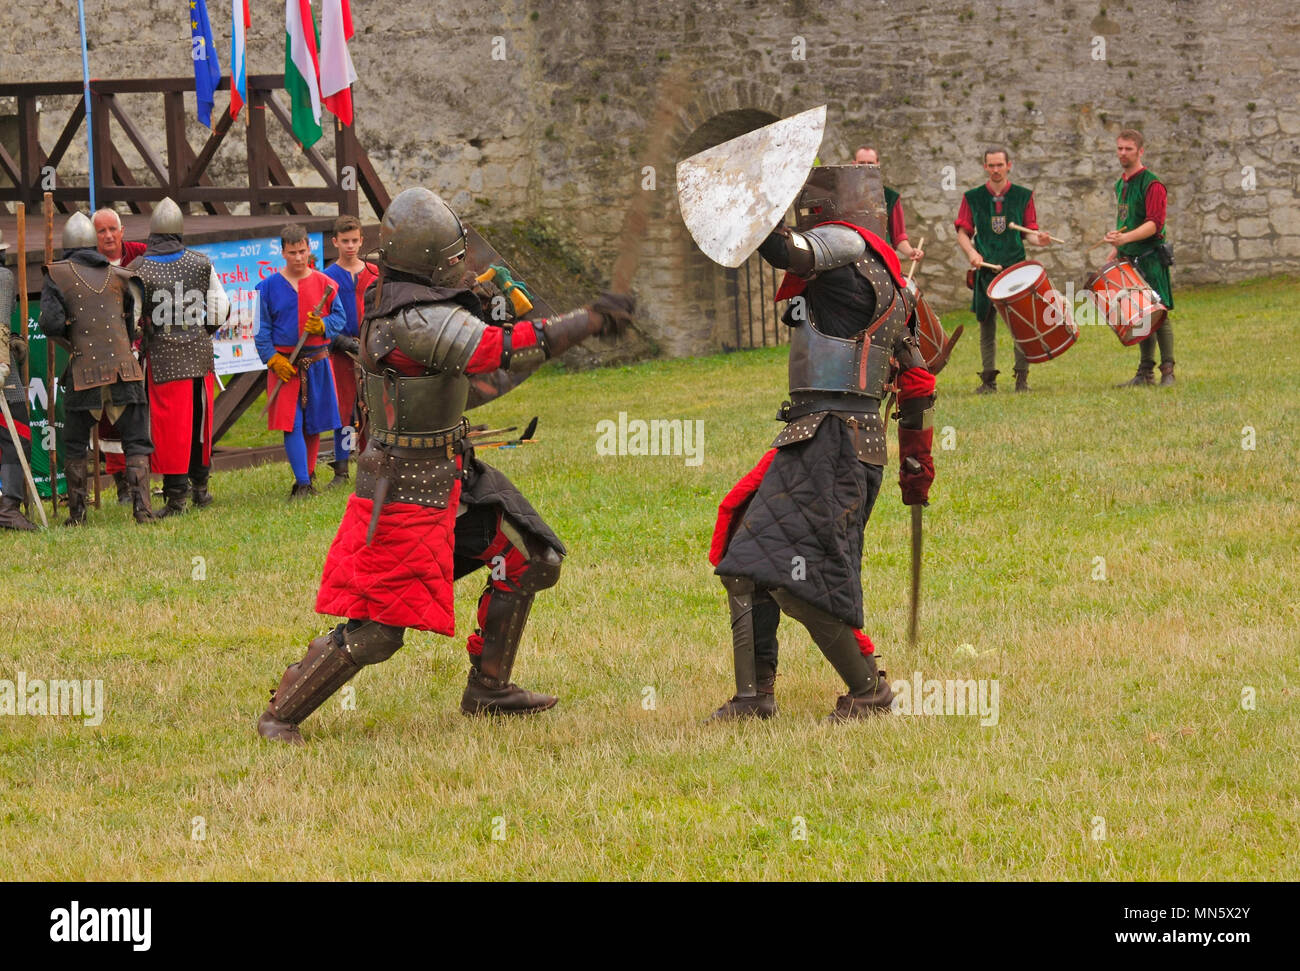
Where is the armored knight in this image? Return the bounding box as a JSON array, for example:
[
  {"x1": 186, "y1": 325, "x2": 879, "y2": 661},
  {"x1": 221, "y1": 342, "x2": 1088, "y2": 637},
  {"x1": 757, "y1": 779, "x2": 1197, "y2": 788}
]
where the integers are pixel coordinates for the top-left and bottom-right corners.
[
  {"x1": 707, "y1": 165, "x2": 937, "y2": 721},
  {"x1": 39, "y1": 212, "x2": 155, "y2": 525},
  {"x1": 127, "y1": 198, "x2": 229, "y2": 516},
  {"x1": 257, "y1": 187, "x2": 633, "y2": 744},
  {"x1": 1, "y1": 231, "x2": 39, "y2": 531}
]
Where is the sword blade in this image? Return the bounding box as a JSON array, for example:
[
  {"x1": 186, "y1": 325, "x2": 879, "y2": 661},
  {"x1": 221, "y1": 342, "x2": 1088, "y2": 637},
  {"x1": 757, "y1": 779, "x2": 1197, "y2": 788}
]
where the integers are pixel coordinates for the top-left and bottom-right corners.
[{"x1": 908, "y1": 503, "x2": 923, "y2": 647}]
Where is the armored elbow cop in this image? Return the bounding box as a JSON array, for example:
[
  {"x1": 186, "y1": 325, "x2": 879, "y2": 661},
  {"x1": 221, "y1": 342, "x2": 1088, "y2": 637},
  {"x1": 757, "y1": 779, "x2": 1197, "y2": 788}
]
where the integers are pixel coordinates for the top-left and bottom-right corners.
[{"x1": 784, "y1": 224, "x2": 867, "y2": 277}]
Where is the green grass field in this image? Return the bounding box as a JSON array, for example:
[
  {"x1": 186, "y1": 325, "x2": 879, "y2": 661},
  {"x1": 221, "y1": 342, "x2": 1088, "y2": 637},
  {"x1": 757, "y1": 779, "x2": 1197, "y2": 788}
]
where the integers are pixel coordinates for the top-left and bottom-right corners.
[{"x1": 2, "y1": 275, "x2": 1297, "y2": 880}]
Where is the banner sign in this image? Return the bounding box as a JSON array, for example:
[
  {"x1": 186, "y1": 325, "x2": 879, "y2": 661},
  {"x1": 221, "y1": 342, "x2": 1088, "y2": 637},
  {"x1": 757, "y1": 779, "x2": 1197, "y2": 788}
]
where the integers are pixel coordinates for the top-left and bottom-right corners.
[{"x1": 190, "y1": 232, "x2": 324, "y2": 375}]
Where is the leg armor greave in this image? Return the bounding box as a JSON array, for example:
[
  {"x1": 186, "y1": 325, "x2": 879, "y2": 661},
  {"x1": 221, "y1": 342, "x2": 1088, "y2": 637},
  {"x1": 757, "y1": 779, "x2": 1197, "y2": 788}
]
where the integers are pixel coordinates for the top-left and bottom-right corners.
[
  {"x1": 265, "y1": 622, "x2": 405, "y2": 728},
  {"x1": 477, "y1": 546, "x2": 561, "y2": 685},
  {"x1": 720, "y1": 575, "x2": 758, "y2": 699}
]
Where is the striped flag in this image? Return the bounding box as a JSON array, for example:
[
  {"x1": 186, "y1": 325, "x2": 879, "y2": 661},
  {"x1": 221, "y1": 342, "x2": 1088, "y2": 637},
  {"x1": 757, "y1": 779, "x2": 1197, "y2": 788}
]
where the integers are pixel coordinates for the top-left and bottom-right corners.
[
  {"x1": 284, "y1": 0, "x2": 323, "y2": 147},
  {"x1": 230, "y1": 0, "x2": 250, "y2": 119},
  {"x1": 320, "y1": 0, "x2": 358, "y2": 126},
  {"x1": 189, "y1": 0, "x2": 222, "y2": 128}
]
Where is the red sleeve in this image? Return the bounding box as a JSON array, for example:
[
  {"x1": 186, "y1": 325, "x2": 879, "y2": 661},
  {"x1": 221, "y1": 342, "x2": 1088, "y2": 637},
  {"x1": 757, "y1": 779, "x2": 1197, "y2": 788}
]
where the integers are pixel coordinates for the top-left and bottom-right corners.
[
  {"x1": 896, "y1": 363, "x2": 936, "y2": 402},
  {"x1": 464, "y1": 320, "x2": 541, "y2": 374},
  {"x1": 123, "y1": 240, "x2": 148, "y2": 263},
  {"x1": 890, "y1": 199, "x2": 908, "y2": 245},
  {"x1": 954, "y1": 197, "x2": 974, "y2": 235},
  {"x1": 1021, "y1": 194, "x2": 1038, "y2": 231},
  {"x1": 1144, "y1": 182, "x2": 1167, "y2": 232}
]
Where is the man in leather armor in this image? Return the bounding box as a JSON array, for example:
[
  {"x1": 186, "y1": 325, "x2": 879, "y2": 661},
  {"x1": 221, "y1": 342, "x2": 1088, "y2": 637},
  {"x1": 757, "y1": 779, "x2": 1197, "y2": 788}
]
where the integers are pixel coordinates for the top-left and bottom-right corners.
[
  {"x1": 1, "y1": 231, "x2": 39, "y2": 531},
  {"x1": 39, "y1": 211, "x2": 156, "y2": 525},
  {"x1": 257, "y1": 187, "x2": 633, "y2": 744},
  {"x1": 128, "y1": 198, "x2": 229, "y2": 517},
  {"x1": 94, "y1": 208, "x2": 147, "y2": 504},
  {"x1": 707, "y1": 165, "x2": 937, "y2": 722}
]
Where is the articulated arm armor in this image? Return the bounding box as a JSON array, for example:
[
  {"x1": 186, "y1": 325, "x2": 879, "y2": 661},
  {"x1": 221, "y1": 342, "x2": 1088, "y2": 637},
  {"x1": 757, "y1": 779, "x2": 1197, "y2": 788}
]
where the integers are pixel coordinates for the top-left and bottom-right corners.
[{"x1": 782, "y1": 224, "x2": 868, "y2": 277}]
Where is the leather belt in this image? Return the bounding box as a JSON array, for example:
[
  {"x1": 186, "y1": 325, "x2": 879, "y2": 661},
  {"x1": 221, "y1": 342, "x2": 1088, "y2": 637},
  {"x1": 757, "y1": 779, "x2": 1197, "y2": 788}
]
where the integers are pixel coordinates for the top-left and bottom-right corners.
[
  {"x1": 779, "y1": 393, "x2": 880, "y2": 423},
  {"x1": 371, "y1": 416, "x2": 470, "y2": 453}
]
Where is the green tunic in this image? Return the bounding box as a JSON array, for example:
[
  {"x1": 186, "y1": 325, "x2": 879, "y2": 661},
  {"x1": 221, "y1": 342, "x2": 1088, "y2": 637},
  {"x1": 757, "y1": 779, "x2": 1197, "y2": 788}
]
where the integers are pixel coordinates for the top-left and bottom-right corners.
[
  {"x1": 963, "y1": 183, "x2": 1033, "y2": 318},
  {"x1": 1115, "y1": 168, "x2": 1172, "y2": 310},
  {"x1": 884, "y1": 187, "x2": 900, "y2": 247}
]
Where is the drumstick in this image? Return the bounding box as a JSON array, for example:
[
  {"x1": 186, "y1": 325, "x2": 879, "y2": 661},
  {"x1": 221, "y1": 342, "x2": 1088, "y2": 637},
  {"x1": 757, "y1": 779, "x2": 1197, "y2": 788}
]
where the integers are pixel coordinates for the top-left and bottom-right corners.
[
  {"x1": 906, "y1": 236, "x2": 926, "y2": 284},
  {"x1": 978, "y1": 261, "x2": 1003, "y2": 272},
  {"x1": 1087, "y1": 238, "x2": 1112, "y2": 252},
  {"x1": 1010, "y1": 222, "x2": 1066, "y2": 244}
]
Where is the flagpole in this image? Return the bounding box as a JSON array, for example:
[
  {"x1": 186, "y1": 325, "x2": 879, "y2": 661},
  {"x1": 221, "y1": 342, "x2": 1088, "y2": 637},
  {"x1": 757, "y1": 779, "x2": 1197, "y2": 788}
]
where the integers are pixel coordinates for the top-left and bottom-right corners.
[{"x1": 77, "y1": 0, "x2": 96, "y2": 210}]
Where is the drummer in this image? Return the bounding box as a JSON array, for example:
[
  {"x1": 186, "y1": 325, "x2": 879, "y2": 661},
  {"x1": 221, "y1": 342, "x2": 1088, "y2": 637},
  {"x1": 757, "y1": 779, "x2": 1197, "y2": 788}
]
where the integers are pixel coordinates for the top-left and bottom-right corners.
[
  {"x1": 853, "y1": 146, "x2": 925, "y2": 264},
  {"x1": 1107, "y1": 129, "x2": 1175, "y2": 387},
  {"x1": 955, "y1": 147, "x2": 1051, "y2": 393}
]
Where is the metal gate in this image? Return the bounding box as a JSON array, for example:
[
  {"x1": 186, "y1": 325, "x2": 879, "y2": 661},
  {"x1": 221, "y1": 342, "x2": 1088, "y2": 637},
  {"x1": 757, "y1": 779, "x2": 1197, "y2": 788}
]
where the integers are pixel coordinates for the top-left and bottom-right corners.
[{"x1": 725, "y1": 248, "x2": 789, "y2": 349}]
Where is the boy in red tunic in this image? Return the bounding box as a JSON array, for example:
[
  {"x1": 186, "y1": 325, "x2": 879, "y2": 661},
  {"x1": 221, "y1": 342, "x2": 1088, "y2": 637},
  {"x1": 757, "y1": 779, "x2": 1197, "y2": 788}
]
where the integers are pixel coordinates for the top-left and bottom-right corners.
[
  {"x1": 254, "y1": 225, "x2": 346, "y2": 497},
  {"x1": 322, "y1": 215, "x2": 378, "y2": 487}
]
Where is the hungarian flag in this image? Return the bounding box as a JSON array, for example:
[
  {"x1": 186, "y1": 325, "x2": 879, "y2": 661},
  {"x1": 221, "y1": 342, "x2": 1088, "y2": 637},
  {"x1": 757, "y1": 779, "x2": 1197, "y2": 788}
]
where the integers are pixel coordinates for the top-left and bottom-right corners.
[
  {"x1": 320, "y1": 0, "x2": 358, "y2": 126},
  {"x1": 284, "y1": 0, "x2": 323, "y2": 147},
  {"x1": 230, "y1": 0, "x2": 250, "y2": 119},
  {"x1": 190, "y1": 0, "x2": 222, "y2": 128}
]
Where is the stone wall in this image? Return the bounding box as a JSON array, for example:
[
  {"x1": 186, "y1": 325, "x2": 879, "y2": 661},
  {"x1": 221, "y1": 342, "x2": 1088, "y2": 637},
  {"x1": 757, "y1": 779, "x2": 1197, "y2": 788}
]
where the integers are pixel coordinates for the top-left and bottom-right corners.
[{"x1": 3, "y1": 0, "x2": 1297, "y2": 357}]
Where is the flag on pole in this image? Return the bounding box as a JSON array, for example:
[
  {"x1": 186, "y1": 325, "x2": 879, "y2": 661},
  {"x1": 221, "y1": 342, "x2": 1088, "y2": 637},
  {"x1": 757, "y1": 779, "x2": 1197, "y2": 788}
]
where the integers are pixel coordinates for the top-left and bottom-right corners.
[
  {"x1": 230, "y1": 0, "x2": 250, "y2": 119},
  {"x1": 284, "y1": 0, "x2": 323, "y2": 147},
  {"x1": 320, "y1": 0, "x2": 358, "y2": 125},
  {"x1": 190, "y1": 0, "x2": 223, "y2": 128}
]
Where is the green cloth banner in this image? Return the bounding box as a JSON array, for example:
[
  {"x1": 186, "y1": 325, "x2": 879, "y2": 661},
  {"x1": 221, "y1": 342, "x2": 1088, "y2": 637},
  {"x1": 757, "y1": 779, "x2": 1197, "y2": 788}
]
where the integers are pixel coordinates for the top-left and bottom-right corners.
[{"x1": 8, "y1": 306, "x2": 67, "y2": 498}]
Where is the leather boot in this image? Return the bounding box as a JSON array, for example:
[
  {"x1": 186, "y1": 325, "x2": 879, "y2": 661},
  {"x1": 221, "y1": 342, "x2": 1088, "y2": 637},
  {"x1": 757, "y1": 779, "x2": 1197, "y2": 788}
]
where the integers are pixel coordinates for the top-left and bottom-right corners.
[
  {"x1": 827, "y1": 655, "x2": 894, "y2": 722},
  {"x1": 0, "y1": 493, "x2": 38, "y2": 531},
  {"x1": 1117, "y1": 362, "x2": 1155, "y2": 387},
  {"x1": 709, "y1": 660, "x2": 777, "y2": 720},
  {"x1": 63, "y1": 456, "x2": 90, "y2": 526},
  {"x1": 113, "y1": 469, "x2": 130, "y2": 505},
  {"x1": 258, "y1": 626, "x2": 362, "y2": 745},
  {"x1": 190, "y1": 467, "x2": 214, "y2": 508},
  {"x1": 460, "y1": 587, "x2": 558, "y2": 715},
  {"x1": 326, "y1": 458, "x2": 350, "y2": 489},
  {"x1": 155, "y1": 475, "x2": 188, "y2": 519},
  {"x1": 288, "y1": 480, "x2": 318, "y2": 500},
  {"x1": 975, "y1": 369, "x2": 999, "y2": 394},
  {"x1": 125, "y1": 454, "x2": 157, "y2": 524},
  {"x1": 1014, "y1": 368, "x2": 1031, "y2": 393},
  {"x1": 1158, "y1": 362, "x2": 1175, "y2": 387}
]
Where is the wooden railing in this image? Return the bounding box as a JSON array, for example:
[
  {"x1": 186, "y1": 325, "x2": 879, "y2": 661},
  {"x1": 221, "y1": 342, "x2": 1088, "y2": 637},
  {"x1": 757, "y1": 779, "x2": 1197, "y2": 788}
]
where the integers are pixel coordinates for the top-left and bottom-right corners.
[{"x1": 0, "y1": 75, "x2": 390, "y2": 218}]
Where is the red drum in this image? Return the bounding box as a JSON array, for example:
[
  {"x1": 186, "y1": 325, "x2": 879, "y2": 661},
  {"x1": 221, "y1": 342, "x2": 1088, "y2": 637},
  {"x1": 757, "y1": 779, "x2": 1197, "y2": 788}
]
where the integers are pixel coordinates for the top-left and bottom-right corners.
[
  {"x1": 986, "y1": 261, "x2": 1078, "y2": 363},
  {"x1": 1084, "y1": 259, "x2": 1167, "y2": 346},
  {"x1": 904, "y1": 279, "x2": 946, "y2": 364}
]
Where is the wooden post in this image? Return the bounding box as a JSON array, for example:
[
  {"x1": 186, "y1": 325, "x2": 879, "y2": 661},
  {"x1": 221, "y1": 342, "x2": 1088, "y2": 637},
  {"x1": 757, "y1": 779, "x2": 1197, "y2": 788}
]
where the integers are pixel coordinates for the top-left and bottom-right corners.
[
  {"x1": 246, "y1": 88, "x2": 268, "y2": 215},
  {"x1": 16, "y1": 202, "x2": 32, "y2": 516},
  {"x1": 42, "y1": 191, "x2": 57, "y2": 515},
  {"x1": 335, "y1": 120, "x2": 359, "y2": 217}
]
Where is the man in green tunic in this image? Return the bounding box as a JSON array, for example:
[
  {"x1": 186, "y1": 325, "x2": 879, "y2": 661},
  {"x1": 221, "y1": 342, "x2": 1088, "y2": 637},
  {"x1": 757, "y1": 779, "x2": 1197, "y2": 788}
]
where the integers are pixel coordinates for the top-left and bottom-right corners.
[
  {"x1": 955, "y1": 147, "x2": 1051, "y2": 393},
  {"x1": 1106, "y1": 129, "x2": 1175, "y2": 387},
  {"x1": 853, "y1": 147, "x2": 925, "y2": 265}
]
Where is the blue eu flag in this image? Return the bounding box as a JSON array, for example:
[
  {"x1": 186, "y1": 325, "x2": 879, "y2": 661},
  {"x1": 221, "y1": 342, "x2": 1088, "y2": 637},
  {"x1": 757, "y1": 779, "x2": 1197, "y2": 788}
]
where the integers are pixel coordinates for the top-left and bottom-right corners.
[{"x1": 190, "y1": 0, "x2": 222, "y2": 128}]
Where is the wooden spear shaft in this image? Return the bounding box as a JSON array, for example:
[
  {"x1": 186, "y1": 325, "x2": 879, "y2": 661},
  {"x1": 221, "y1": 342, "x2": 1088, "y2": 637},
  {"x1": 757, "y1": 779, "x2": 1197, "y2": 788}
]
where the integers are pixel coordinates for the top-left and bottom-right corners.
[
  {"x1": 14, "y1": 203, "x2": 33, "y2": 517},
  {"x1": 43, "y1": 192, "x2": 57, "y2": 516}
]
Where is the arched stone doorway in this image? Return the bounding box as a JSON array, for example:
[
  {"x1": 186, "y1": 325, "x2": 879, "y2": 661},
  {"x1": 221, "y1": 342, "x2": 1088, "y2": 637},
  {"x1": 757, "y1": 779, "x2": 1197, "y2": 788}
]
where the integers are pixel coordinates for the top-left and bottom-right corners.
[{"x1": 636, "y1": 86, "x2": 798, "y2": 358}]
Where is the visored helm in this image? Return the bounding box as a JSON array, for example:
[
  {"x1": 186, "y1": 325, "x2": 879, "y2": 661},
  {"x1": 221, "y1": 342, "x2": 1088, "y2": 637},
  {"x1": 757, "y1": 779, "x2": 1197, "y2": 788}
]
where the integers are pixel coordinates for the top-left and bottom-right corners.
[
  {"x1": 63, "y1": 211, "x2": 98, "y2": 250},
  {"x1": 377, "y1": 187, "x2": 467, "y2": 287},
  {"x1": 794, "y1": 164, "x2": 883, "y2": 234},
  {"x1": 150, "y1": 196, "x2": 184, "y2": 235}
]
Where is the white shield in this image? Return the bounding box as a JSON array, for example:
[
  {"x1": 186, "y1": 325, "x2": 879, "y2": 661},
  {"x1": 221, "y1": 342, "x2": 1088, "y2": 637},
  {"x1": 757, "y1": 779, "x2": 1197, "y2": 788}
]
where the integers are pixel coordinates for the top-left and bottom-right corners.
[{"x1": 675, "y1": 105, "x2": 827, "y2": 268}]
